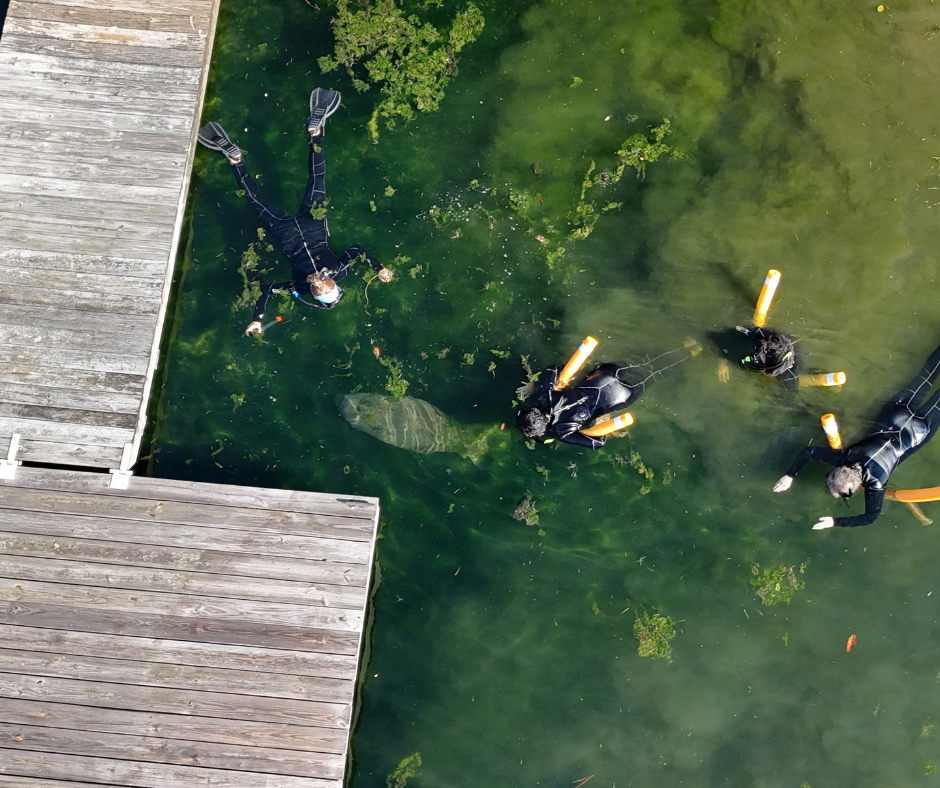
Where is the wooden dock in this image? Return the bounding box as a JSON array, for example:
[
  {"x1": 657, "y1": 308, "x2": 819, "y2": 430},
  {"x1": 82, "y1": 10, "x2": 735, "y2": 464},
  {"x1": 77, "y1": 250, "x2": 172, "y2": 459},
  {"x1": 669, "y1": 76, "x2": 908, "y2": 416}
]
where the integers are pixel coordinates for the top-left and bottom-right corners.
[
  {"x1": 0, "y1": 465, "x2": 380, "y2": 787},
  {"x1": 0, "y1": 0, "x2": 220, "y2": 469}
]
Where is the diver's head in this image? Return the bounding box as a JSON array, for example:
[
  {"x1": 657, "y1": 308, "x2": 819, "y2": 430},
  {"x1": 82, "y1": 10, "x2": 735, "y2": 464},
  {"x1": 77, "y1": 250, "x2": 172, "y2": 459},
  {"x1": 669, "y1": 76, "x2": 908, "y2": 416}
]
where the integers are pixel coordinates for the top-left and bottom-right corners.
[
  {"x1": 826, "y1": 464, "x2": 863, "y2": 499},
  {"x1": 742, "y1": 328, "x2": 796, "y2": 377},
  {"x1": 516, "y1": 407, "x2": 550, "y2": 439},
  {"x1": 308, "y1": 274, "x2": 339, "y2": 304}
]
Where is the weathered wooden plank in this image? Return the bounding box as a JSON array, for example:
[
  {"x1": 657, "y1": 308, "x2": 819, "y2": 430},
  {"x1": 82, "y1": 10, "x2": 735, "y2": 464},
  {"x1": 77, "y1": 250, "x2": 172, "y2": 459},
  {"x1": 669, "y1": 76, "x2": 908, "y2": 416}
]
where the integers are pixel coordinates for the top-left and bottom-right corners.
[
  {"x1": 0, "y1": 382, "x2": 141, "y2": 414},
  {"x1": 0, "y1": 554, "x2": 368, "y2": 610},
  {"x1": 0, "y1": 226, "x2": 172, "y2": 262},
  {"x1": 0, "y1": 601, "x2": 361, "y2": 656},
  {"x1": 12, "y1": 0, "x2": 214, "y2": 26},
  {"x1": 0, "y1": 722, "x2": 346, "y2": 780},
  {"x1": 0, "y1": 697, "x2": 350, "y2": 755},
  {"x1": 0, "y1": 266, "x2": 164, "y2": 301},
  {"x1": 0, "y1": 303, "x2": 157, "y2": 337},
  {"x1": 0, "y1": 345, "x2": 150, "y2": 377},
  {"x1": 0, "y1": 224, "x2": 171, "y2": 265},
  {"x1": 0, "y1": 118, "x2": 195, "y2": 156},
  {"x1": 0, "y1": 93, "x2": 195, "y2": 134},
  {"x1": 4, "y1": 18, "x2": 207, "y2": 51},
  {"x1": 0, "y1": 403, "x2": 136, "y2": 429},
  {"x1": 0, "y1": 750, "x2": 341, "y2": 788},
  {"x1": 0, "y1": 578, "x2": 363, "y2": 632},
  {"x1": 2, "y1": 640, "x2": 332, "y2": 706},
  {"x1": 0, "y1": 416, "x2": 135, "y2": 447},
  {"x1": 0, "y1": 74, "x2": 201, "y2": 114},
  {"x1": 0, "y1": 646, "x2": 353, "y2": 705},
  {"x1": 0, "y1": 248, "x2": 166, "y2": 278},
  {"x1": 0, "y1": 280, "x2": 162, "y2": 317},
  {"x1": 0, "y1": 205, "x2": 174, "y2": 243},
  {"x1": 0, "y1": 170, "x2": 186, "y2": 210},
  {"x1": 0, "y1": 776, "x2": 109, "y2": 788},
  {"x1": 0, "y1": 50, "x2": 203, "y2": 85},
  {"x1": 0, "y1": 363, "x2": 145, "y2": 395},
  {"x1": 9, "y1": 0, "x2": 215, "y2": 34},
  {"x1": 0, "y1": 509, "x2": 373, "y2": 565},
  {"x1": 0, "y1": 33, "x2": 205, "y2": 69},
  {"x1": 0, "y1": 625, "x2": 358, "y2": 682},
  {"x1": 0, "y1": 148, "x2": 190, "y2": 186},
  {"x1": 0, "y1": 466, "x2": 381, "y2": 522},
  {"x1": 0, "y1": 531, "x2": 370, "y2": 587},
  {"x1": 11, "y1": 439, "x2": 124, "y2": 467},
  {"x1": 0, "y1": 484, "x2": 377, "y2": 543},
  {"x1": 0, "y1": 673, "x2": 351, "y2": 729}
]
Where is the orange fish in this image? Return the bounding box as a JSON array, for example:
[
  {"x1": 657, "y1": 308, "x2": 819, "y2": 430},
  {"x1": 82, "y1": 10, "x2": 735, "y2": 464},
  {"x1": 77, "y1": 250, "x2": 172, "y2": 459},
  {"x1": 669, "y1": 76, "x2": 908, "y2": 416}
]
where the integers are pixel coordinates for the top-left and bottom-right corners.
[
  {"x1": 846, "y1": 634, "x2": 857, "y2": 653},
  {"x1": 500, "y1": 423, "x2": 506, "y2": 430},
  {"x1": 373, "y1": 346, "x2": 381, "y2": 358}
]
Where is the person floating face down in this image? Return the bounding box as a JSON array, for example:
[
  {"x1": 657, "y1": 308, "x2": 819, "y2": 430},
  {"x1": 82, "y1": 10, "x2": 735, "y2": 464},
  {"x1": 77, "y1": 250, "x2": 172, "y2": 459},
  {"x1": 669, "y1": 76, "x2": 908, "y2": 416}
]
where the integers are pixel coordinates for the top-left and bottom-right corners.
[
  {"x1": 195, "y1": 88, "x2": 393, "y2": 336},
  {"x1": 774, "y1": 340, "x2": 940, "y2": 529},
  {"x1": 715, "y1": 326, "x2": 798, "y2": 385},
  {"x1": 516, "y1": 343, "x2": 700, "y2": 449}
]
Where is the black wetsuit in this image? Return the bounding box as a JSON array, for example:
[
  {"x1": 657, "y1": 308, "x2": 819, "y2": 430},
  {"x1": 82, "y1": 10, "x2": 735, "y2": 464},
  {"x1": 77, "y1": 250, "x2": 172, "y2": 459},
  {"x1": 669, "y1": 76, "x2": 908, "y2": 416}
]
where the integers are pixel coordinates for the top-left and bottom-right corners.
[
  {"x1": 534, "y1": 363, "x2": 642, "y2": 449},
  {"x1": 785, "y1": 342, "x2": 940, "y2": 527},
  {"x1": 229, "y1": 139, "x2": 383, "y2": 321}
]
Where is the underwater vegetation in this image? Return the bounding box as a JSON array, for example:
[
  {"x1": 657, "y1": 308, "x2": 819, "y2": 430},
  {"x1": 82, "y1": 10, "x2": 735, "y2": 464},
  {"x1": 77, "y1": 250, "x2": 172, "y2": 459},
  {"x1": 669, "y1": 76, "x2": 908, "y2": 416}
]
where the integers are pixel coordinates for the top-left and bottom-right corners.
[
  {"x1": 318, "y1": 0, "x2": 485, "y2": 139},
  {"x1": 633, "y1": 612, "x2": 676, "y2": 660},
  {"x1": 750, "y1": 563, "x2": 806, "y2": 606},
  {"x1": 386, "y1": 752, "x2": 421, "y2": 788}
]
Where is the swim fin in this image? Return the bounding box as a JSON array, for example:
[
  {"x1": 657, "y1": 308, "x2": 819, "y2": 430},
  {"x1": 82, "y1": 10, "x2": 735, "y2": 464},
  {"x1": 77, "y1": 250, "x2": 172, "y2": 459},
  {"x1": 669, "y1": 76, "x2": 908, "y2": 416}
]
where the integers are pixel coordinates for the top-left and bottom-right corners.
[
  {"x1": 197, "y1": 122, "x2": 242, "y2": 162},
  {"x1": 307, "y1": 88, "x2": 341, "y2": 138}
]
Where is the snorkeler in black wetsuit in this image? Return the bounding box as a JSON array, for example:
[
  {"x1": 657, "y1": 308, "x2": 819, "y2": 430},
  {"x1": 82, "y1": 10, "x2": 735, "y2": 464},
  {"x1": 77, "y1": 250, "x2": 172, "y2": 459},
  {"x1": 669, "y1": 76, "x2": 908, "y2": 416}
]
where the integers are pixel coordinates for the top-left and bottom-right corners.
[
  {"x1": 197, "y1": 89, "x2": 393, "y2": 336},
  {"x1": 774, "y1": 341, "x2": 940, "y2": 529},
  {"x1": 713, "y1": 325, "x2": 798, "y2": 386},
  {"x1": 516, "y1": 344, "x2": 699, "y2": 449}
]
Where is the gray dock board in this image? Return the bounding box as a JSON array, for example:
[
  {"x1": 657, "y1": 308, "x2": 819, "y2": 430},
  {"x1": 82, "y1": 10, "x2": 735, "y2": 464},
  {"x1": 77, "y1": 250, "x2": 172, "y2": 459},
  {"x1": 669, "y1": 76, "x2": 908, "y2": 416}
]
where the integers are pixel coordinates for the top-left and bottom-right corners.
[
  {"x1": 0, "y1": 467, "x2": 379, "y2": 784},
  {"x1": 0, "y1": 0, "x2": 217, "y2": 466}
]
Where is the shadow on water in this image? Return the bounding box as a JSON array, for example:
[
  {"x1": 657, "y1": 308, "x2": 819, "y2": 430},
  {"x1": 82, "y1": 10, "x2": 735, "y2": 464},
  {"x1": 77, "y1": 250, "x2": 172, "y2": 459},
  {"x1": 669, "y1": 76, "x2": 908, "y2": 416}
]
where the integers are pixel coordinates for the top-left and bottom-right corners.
[{"x1": 157, "y1": 0, "x2": 940, "y2": 785}]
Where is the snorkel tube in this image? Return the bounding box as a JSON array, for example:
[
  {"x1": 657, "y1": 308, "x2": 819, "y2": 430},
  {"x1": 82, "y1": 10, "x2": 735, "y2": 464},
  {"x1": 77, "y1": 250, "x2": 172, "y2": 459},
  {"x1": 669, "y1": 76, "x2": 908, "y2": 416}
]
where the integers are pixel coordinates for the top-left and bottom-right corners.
[
  {"x1": 555, "y1": 336, "x2": 598, "y2": 391},
  {"x1": 752, "y1": 269, "x2": 781, "y2": 328},
  {"x1": 581, "y1": 410, "x2": 634, "y2": 438}
]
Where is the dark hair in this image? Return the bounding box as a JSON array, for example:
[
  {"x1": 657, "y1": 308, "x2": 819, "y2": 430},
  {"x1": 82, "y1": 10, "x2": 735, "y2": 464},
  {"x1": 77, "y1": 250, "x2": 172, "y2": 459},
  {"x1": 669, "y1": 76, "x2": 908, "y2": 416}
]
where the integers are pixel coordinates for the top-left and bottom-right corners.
[
  {"x1": 744, "y1": 328, "x2": 796, "y2": 377},
  {"x1": 516, "y1": 407, "x2": 549, "y2": 439}
]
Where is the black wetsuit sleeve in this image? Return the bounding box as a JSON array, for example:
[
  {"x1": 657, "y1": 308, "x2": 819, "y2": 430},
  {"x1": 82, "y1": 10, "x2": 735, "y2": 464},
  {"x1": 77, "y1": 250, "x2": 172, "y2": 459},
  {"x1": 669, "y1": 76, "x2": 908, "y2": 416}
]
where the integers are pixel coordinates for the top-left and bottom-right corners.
[
  {"x1": 537, "y1": 366, "x2": 560, "y2": 408},
  {"x1": 331, "y1": 245, "x2": 383, "y2": 282},
  {"x1": 252, "y1": 281, "x2": 292, "y2": 321},
  {"x1": 833, "y1": 486, "x2": 884, "y2": 528},
  {"x1": 785, "y1": 445, "x2": 846, "y2": 478}
]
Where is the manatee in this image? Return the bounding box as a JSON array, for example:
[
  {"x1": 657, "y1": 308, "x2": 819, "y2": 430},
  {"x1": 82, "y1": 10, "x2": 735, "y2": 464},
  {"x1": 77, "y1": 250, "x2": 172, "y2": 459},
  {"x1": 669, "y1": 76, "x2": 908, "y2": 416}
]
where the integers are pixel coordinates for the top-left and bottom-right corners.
[{"x1": 336, "y1": 393, "x2": 494, "y2": 463}]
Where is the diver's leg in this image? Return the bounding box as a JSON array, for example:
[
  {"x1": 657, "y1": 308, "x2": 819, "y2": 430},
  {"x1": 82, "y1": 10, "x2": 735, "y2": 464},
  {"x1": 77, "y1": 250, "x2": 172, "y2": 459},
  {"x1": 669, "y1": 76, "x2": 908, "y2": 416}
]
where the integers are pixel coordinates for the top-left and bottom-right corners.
[
  {"x1": 894, "y1": 341, "x2": 940, "y2": 407},
  {"x1": 299, "y1": 140, "x2": 327, "y2": 214},
  {"x1": 231, "y1": 161, "x2": 291, "y2": 224}
]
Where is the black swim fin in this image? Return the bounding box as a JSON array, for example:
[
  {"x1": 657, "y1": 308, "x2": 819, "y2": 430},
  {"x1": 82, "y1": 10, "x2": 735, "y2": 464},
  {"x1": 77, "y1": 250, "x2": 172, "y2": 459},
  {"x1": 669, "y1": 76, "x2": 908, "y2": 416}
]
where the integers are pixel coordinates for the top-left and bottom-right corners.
[
  {"x1": 197, "y1": 122, "x2": 242, "y2": 162},
  {"x1": 307, "y1": 88, "x2": 342, "y2": 138}
]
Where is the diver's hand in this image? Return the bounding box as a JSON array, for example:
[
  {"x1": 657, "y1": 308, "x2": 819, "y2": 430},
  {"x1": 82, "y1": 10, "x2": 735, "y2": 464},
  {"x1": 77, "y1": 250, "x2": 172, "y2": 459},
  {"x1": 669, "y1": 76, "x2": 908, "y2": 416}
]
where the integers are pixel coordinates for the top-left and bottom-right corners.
[
  {"x1": 717, "y1": 359, "x2": 730, "y2": 383},
  {"x1": 245, "y1": 321, "x2": 263, "y2": 336},
  {"x1": 516, "y1": 380, "x2": 536, "y2": 400},
  {"x1": 377, "y1": 267, "x2": 394, "y2": 283},
  {"x1": 812, "y1": 516, "x2": 835, "y2": 530},
  {"x1": 773, "y1": 475, "x2": 793, "y2": 493}
]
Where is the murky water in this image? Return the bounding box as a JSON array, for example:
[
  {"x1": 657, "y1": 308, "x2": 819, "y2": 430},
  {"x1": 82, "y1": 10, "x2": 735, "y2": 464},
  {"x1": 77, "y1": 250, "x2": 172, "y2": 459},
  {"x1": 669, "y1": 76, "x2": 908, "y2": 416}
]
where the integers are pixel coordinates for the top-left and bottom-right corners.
[{"x1": 155, "y1": 0, "x2": 940, "y2": 784}]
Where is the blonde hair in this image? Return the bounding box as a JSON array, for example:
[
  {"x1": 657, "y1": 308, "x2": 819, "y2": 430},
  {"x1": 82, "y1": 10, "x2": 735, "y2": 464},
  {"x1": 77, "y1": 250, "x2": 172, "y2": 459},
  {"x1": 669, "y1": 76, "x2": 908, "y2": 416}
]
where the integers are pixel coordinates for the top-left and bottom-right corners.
[{"x1": 307, "y1": 274, "x2": 336, "y2": 296}]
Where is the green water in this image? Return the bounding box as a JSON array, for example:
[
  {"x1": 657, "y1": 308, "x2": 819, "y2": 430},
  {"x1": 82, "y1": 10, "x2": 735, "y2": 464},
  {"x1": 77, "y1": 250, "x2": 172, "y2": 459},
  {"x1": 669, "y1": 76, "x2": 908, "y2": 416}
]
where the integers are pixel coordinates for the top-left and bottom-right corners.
[{"x1": 155, "y1": 0, "x2": 940, "y2": 784}]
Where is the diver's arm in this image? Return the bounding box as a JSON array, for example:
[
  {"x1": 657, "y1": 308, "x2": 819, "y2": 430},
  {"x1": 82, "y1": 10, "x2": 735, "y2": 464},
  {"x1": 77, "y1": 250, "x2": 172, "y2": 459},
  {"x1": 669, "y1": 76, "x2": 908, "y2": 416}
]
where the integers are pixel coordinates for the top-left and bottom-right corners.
[
  {"x1": 832, "y1": 486, "x2": 884, "y2": 528},
  {"x1": 252, "y1": 281, "x2": 292, "y2": 321},
  {"x1": 333, "y1": 245, "x2": 386, "y2": 282},
  {"x1": 785, "y1": 445, "x2": 846, "y2": 479},
  {"x1": 537, "y1": 366, "x2": 561, "y2": 408}
]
